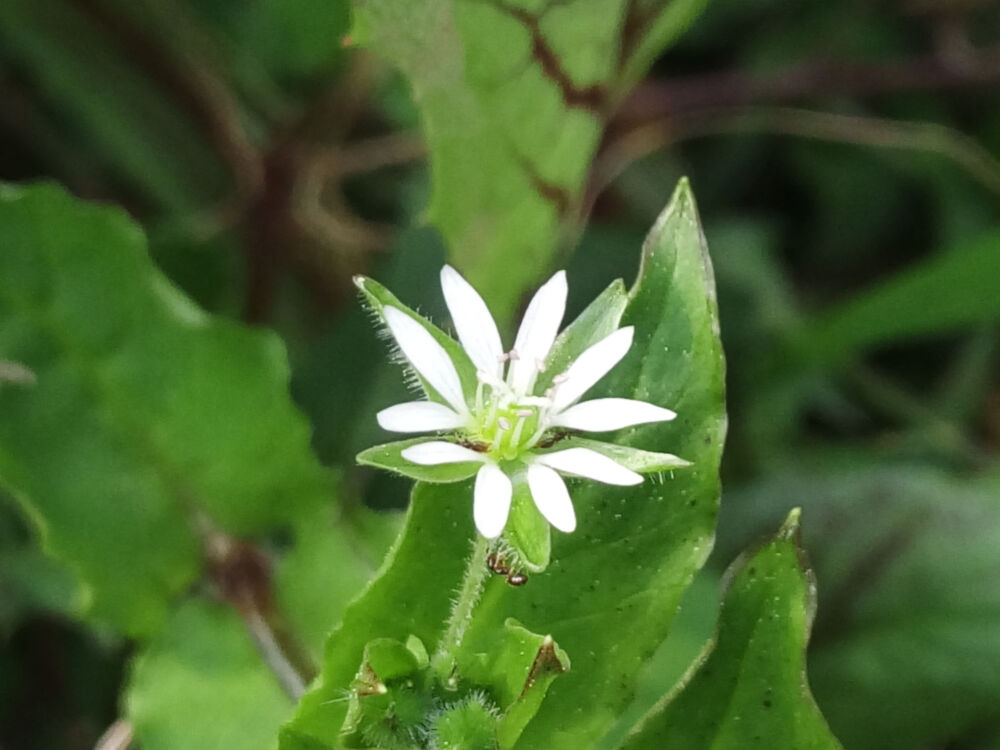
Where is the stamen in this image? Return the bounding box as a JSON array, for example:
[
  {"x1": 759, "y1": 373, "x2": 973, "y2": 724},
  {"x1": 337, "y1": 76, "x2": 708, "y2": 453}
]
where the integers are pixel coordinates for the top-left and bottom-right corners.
[
  {"x1": 510, "y1": 413, "x2": 529, "y2": 447},
  {"x1": 507, "y1": 349, "x2": 520, "y2": 361},
  {"x1": 535, "y1": 357, "x2": 546, "y2": 373},
  {"x1": 552, "y1": 373, "x2": 569, "y2": 385},
  {"x1": 477, "y1": 369, "x2": 503, "y2": 388},
  {"x1": 489, "y1": 417, "x2": 509, "y2": 452},
  {"x1": 475, "y1": 378, "x2": 485, "y2": 415},
  {"x1": 487, "y1": 394, "x2": 500, "y2": 425},
  {"x1": 526, "y1": 401, "x2": 555, "y2": 448}
]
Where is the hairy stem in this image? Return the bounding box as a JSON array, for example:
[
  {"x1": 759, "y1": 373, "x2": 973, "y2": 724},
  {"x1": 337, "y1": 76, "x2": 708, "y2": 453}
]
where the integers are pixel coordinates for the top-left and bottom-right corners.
[{"x1": 432, "y1": 534, "x2": 490, "y2": 684}]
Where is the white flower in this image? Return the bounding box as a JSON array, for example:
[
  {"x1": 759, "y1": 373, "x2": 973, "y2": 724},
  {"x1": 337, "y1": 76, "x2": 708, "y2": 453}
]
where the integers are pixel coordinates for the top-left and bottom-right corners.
[{"x1": 365, "y1": 265, "x2": 683, "y2": 540}]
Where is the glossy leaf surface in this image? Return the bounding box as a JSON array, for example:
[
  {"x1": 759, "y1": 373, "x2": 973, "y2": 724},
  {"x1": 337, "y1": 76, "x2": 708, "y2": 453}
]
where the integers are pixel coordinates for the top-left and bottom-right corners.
[
  {"x1": 621, "y1": 510, "x2": 841, "y2": 750},
  {"x1": 0, "y1": 182, "x2": 329, "y2": 636}
]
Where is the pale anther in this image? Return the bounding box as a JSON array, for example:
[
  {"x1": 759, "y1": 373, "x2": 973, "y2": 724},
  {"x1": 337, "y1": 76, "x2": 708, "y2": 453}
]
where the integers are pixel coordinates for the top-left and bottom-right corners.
[
  {"x1": 516, "y1": 409, "x2": 533, "y2": 418},
  {"x1": 497, "y1": 416, "x2": 512, "y2": 430},
  {"x1": 507, "y1": 349, "x2": 520, "y2": 361},
  {"x1": 552, "y1": 373, "x2": 569, "y2": 385},
  {"x1": 535, "y1": 358, "x2": 547, "y2": 372}
]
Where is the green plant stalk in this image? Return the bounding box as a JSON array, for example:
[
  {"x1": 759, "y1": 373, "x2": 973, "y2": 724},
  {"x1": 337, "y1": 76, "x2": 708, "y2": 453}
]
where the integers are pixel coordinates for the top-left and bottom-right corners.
[{"x1": 431, "y1": 534, "x2": 490, "y2": 686}]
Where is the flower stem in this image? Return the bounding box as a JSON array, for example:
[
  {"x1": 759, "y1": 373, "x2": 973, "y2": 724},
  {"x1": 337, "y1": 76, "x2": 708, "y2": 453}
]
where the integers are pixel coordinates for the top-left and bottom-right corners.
[{"x1": 432, "y1": 534, "x2": 490, "y2": 685}]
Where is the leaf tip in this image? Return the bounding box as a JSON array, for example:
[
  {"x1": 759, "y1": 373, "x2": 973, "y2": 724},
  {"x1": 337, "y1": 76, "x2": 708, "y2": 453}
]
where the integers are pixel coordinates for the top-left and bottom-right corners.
[{"x1": 777, "y1": 507, "x2": 803, "y2": 541}]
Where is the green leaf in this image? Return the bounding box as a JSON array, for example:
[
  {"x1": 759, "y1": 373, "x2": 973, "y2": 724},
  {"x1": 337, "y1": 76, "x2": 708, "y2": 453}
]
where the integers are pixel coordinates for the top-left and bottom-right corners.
[
  {"x1": 126, "y1": 599, "x2": 293, "y2": 750},
  {"x1": 798, "y1": 228, "x2": 1000, "y2": 366},
  {"x1": 717, "y1": 464, "x2": 1000, "y2": 750},
  {"x1": 357, "y1": 438, "x2": 483, "y2": 483},
  {"x1": 353, "y1": 0, "x2": 712, "y2": 321},
  {"x1": 538, "y1": 437, "x2": 691, "y2": 474},
  {"x1": 458, "y1": 618, "x2": 570, "y2": 749},
  {"x1": 280, "y1": 178, "x2": 726, "y2": 748},
  {"x1": 620, "y1": 510, "x2": 841, "y2": 750},
  {"x1": 464, "y1": 179, "x2": 725, "y2": 748},
  {"x1": 0, "y1": 183, "x2": 330, "y2": 636}
]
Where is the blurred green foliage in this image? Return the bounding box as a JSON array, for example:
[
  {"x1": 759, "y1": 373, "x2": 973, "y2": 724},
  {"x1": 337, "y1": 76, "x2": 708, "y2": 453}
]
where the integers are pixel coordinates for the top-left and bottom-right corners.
[{"x1": 1, "y1": 0, "x2": 999, "y2": 747}]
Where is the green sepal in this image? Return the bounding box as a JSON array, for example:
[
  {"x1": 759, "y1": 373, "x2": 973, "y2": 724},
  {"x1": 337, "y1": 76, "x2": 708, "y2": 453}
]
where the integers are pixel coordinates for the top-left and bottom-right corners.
[
  {"x1": 539, "y1": 437, "x2": 691, "y2": 474},
  {"x1": 431, "y1": 696, "x2": 500, "y2": 750},
  {"x1": 501, "y1": 480, "x2": 551, "y2": 574},
  {"x1": 458, "y1": 618, "x2": 570, "y2": 749},
  {"x1": 536, "y1": 278, "x2": 629, "y2": 393},
  {"x1": 405, "y1": 634, "x2": 430, "y2": 670},
  {"x1": 354, "y1": 275, "x2": 478, "y2": 406},
  {"x1": 341, "y1": 636, "x2": 433, "y2": 749},
  {"x1": 357, "y1": 438, "x2": 482, "y2": 483}
]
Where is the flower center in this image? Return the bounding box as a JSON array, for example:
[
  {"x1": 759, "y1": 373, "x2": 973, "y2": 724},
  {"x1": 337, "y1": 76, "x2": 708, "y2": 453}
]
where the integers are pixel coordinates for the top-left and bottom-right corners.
[{"x1": 471, "y1": 351, "x2": 555, "y2": 460}]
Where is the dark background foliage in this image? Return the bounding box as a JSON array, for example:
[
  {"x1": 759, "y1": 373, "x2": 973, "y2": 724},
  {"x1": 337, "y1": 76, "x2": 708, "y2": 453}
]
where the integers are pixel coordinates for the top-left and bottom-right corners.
[{"x1": 1, "y1": 0, "x2": 999, "y2": 748}]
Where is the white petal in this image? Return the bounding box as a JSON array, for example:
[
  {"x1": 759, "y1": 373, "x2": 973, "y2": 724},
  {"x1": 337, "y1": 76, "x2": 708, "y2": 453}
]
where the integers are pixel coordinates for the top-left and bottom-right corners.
[
  {"x1": 441, "y1": 265, "x2": 504, "y2": 379},
  {"x1": 508, "y1": 270, "x2": 567, "y2": 395},
  {"x1": 550, "y1": 327, "x2": 633, "y2": 412},
  {"x1": 401, "y1": 441, "x2": 487, "y2": 465},
  {"x1": 534, "y1": 448, "x2": 642, "y2": 486},
  {"x1": 377, "y1": 401, "x2": 468, "y2": 433},
  {"x1": 473, "y1": 463, "x2": 512, "y2": 538},
  {"x1": 383, "y1": 306, "x2": 468, "y2": 415},
  {"x1": 526, "y1": 464, "x2": 576, "y2": 532},
  {"x1": 550, "y1": 398, "x2": 676, "y2": 432}
]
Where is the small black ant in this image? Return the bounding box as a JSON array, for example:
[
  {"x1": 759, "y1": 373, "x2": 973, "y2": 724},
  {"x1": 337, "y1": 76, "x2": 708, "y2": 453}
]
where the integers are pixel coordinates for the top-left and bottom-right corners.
[
  {"x1": 486, "y1": 552, "x2": 528, "y2": 587},
  {"x1": 536, "y1": 429, "x2": 577, "y2": 449}
]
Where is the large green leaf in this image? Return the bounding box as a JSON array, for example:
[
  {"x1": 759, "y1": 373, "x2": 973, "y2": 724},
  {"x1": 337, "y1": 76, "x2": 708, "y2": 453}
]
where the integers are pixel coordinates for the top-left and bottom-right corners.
[
  {"x1": 353, "y1": 0, "x2": 710, "y2": 322},
  {"x1": 717, "y1": 464, "x2": 1000, "y2": 750},
  {"x1": 126, "y1": 600, "x2": 294, "y2": 750},
  {"x1": 0, "y1": 182, "x2": 330, "y2": 637},
  {"x1": 620, "y1": 510, "x2": 841, "y2": 749},
  {"x1": 280, "y1": 178, "x2": 726, "y2": 748}
]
